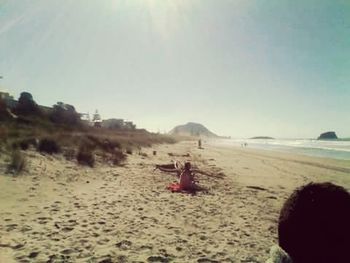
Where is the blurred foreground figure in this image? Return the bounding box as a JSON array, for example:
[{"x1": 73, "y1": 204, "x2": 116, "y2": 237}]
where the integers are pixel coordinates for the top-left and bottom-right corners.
[{"x1": 267, "y1": 182, "x2": 350, "y2": 263}]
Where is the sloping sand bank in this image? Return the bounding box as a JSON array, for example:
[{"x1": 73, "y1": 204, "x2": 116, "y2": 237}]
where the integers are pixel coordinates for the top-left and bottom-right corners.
[{"x1": 1, "y1": 141, "x2": 349, "y2": 262}]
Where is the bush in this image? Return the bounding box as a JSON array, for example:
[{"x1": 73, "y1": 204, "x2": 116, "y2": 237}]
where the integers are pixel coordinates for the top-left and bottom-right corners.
[
  {"x1": 63, "y1": 148, "x2": 75, "y2": 161},
  {"x1": 86, "y1": 135, "x2": 121, "y2": 153},
  {"x1": 139, "y1": 152, "x2": 148, "y2": 157},
  {"x1": 38, "y1": 138, "x2": 60, "y2": 154},
  {"x1": 50, "y1": 102, "x2": 81, "y2": 126},
  {"x1": 0, "y1": 126, "x2": 8, "y2": 141},
  {"x1": 15, "y1": 92, "x2": 41, "y2": 116},
  {"x1": 0, "y1": 98, "x2": 10, "y2": 121},
  {"x1": 19, "y1": 140, "x2": 29, "y2": 150},
  {"x1": 7, "y1": 150, "x2": 26, "y2": 174},
  {"x1": 18, "y1": 138, "x2": 37, "y2": 151},
  {"x1": 126, "y1": 147, "x2": 133, "y2": 155},
  {"x1": 77, "y1": 147, "x2": 95, "y2": 167},
  {"x1": 102, "y1": 139, "x2": 121, "y2": 152},
  {"x1": 111, "y1": 149, "x2": 126, "y2": 165}
]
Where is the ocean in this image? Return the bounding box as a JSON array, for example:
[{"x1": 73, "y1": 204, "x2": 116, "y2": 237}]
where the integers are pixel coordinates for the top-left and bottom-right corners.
[{"x1": 210, "y1": 138, "x2": 350, "y2": 160}]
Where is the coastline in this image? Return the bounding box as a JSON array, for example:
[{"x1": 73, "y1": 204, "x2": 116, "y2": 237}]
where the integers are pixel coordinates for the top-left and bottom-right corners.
[
  {"x1": 210, "y1": 138, "x2": 350, "y2": 161},
  {"x1": 1, "y1": 141, "x2": 349, "y2": 262}
]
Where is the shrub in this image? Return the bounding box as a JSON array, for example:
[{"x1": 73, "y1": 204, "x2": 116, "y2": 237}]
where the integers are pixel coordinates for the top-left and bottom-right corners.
[
  {"x1": 38, "y1": 138, "x2": 60, "y2": 154},
  {"x1": 50, "y1": 102, "x2": 81, "y2": 126},
  {"x1": 15, "y1": 92, "x2": 41, "y2": 116},
  {"x1": 63, "y1": 148, "x2": 75, "y2": 161},
  {"x1": 126, "y1": 147, "x2": 133, "y2": 155},
  {"x1": 0, "y1": 126, "x2": 8, "y2": 141},
  {"x1": 77, "y1": 147, "x2": 95, "y2": 167},
  {"x1": 0, "y1": 98, "x2": 10, "y2": 121},
  {"x1": 19, "y1": 140, "x2": 29, "y2": 150},
  {"x1": 86, "y1": 135, "x2": 121, "y2": 153},
  {"x1": 139, "y1": 152, "x2": 148, "y2": 157},
  {"x1": 7, "y1": 150, "x2": 26, "y2": 174},
  {"x1": 111, "y1": 149, "x2": 126, "y2": 165},
  {"x1": 18, "y1": 138, "x2": 37, "y2": 151}
]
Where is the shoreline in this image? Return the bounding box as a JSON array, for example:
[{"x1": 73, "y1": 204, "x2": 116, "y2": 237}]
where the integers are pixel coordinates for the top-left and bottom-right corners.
[
  {"x1": 1, "y1": 141, "x2": 349, "y2": 262},
  {"x1": 208, "y1": 138, "x2": 350, "y2": 161}
]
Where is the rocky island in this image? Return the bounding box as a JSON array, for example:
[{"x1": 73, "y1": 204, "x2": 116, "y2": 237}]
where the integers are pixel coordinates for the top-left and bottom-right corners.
[{"x1": 318, "y1": 131, "x2": 338, "y2": 140}]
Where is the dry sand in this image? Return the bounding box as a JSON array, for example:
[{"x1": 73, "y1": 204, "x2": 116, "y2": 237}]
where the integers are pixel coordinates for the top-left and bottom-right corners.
[{"x1": 1, "y1": 141, "x2": 350, "y2": 262}]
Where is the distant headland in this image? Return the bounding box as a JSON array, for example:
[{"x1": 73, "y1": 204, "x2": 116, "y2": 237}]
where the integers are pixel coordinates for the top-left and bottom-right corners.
[
  {"x1": 250, "y1": 136, "x2": 275, "y2": 140},
  {"x1": 169, "y1": 122, "x2": 219, "y2": 138}
]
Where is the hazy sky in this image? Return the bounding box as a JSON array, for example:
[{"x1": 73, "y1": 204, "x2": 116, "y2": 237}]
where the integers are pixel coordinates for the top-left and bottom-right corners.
[{"x1": 0, "y1": 0, "x2": 349, "y2": 138}]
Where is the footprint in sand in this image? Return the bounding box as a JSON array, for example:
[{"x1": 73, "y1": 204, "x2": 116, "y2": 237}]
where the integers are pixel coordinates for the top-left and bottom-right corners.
[
  {"x1": 138, "y1": 244, "x2": 153, "y2": 251},
  {"x1": 97, "y1": 257, "x2": 114, "y2": 263},
  {"x1": 77, "y1": 250, "x2": 93, "y2": 259},
  {"x1": 97, "y1": 238, "x2": 110, "y2": 245},
  {"x1": 47, "y1": 254, "x2": 70, "y2": 263},
  {"x1": 61, "y1": 248, "x2": 75, "y2": 255},
  {"x1": 102, "y1": 228, "x2": 113, "y2": 233},
  {"x1": 6, "y1": 224, "x2": 18, "y2": 231},
  {"x1": 28, "y1": 251, "x2": 40, "y2": 259},
  {"x1": 197, "y1": 258, "x2": 219, "y2": 263},
  {"x1": 61, "y1": 226, "x2": 74, "y2": 232},
  {"x1": 147, "y1": 255, "x2": 173, "y2": 263},
  {"x1": 115, "y1": 240, "x2": 132, "y2": 250}
]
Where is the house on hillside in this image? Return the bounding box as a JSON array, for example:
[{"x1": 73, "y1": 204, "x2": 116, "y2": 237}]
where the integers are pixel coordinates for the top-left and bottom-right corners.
[
  {"x1": 102, "y1": 118, "x2": 124, "y2": 129},
  {"x1": 79, "y1": 112, "x2": 92, "y2": 126}
]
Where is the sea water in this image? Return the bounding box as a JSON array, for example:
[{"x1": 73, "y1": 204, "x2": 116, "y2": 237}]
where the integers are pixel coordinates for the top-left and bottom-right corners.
[{"x1": 211, "y1": 138, "x2": 350, "y2": 160}]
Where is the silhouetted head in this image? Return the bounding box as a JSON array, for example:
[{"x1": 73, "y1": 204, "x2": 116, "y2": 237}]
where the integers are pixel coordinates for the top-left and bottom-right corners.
[
  {"x1": 184, "y1": 162, "x2": 191, "y2": 171},
  {"x1": 278, "y1": 182, "x2": 350, "y2": 263}
]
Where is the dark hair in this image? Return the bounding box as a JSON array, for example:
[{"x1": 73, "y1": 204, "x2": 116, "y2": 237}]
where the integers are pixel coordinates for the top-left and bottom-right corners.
[
  {"x1": 278, "y1": 182, "x2": 350, "y2": 263},
  {"x1": 184, "y1": 162, "x2": 191, "y2": 171}
]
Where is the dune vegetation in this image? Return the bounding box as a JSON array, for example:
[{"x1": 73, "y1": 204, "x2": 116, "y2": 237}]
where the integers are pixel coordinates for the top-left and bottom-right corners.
[{"x1": 0, "y1": 91, "x2": 176, "y2": 172}]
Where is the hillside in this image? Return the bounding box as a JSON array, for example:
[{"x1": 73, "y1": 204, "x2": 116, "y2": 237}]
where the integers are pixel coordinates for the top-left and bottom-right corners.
[{"x1": 169, "y1": 122, "x2": 218, "y2": 138}]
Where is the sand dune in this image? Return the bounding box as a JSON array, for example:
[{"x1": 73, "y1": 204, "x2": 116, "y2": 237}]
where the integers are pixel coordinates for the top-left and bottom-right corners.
[{"x1": 1, "y1": 141, "x2": 349, "y2": 262}]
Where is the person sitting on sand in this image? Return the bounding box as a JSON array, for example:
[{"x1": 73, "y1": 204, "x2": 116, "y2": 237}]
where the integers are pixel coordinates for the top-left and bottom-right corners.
[
  {"x1": 166, "y1": 161, "x2": 205, "y2": 193},
  {"x1": 179, "y1": 162, "x2": 196, "y2": 191},
  {"x1": 266, "y1": 182, "x2": 350, "y2": 263}
]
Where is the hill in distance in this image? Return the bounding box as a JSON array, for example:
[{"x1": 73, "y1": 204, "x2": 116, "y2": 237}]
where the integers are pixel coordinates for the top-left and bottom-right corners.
[{"x1": 169, "y1": 122, "x2": 219, "y2": 138}]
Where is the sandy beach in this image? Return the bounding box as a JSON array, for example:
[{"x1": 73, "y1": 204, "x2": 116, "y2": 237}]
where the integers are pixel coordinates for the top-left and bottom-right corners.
[{"x1": 1, "y1": 141, "x2": 350, "y2": 263}]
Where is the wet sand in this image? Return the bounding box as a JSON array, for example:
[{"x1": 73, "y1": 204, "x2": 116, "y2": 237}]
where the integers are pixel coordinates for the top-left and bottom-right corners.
[{"x1": 1, "y1": 141, "x2": 350, "y2": 262}]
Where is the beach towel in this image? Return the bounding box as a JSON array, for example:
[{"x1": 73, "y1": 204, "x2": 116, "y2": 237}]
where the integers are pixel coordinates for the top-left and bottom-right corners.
[
  {"x1": 166, "y1": 182, "x2": 197, "y2": 194},
  {"x1": 265, "y1": 245, "x2": 293, "y2": 263},
  {"x1": 167, "y1": 182, "x2": 182, "y2": 192}
]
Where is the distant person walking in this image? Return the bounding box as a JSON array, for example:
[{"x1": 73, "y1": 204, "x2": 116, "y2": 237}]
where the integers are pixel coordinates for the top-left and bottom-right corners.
[{"x1": 198, "y1": 139, "x2": 202, "y2": 149}]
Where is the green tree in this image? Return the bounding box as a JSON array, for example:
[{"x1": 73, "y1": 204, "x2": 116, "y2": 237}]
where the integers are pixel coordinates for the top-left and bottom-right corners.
[
  {"x1": 50, "y1": 102, "x2": 81, "y2": 126},
  {"x1": 15, "y1": 92, "x2": 40, "y2": 116}
]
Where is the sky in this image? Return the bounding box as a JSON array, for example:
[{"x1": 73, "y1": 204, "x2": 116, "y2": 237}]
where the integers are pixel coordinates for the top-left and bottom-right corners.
[{"x1": 0, "y1": 0, "x2": 349, "y2": 138}]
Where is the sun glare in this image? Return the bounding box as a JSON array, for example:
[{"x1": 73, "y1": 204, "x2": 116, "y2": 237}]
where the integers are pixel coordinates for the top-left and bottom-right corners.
[{"x1": 111, "y1": 0, "x2": 195, "y2": 39}]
